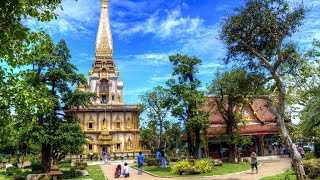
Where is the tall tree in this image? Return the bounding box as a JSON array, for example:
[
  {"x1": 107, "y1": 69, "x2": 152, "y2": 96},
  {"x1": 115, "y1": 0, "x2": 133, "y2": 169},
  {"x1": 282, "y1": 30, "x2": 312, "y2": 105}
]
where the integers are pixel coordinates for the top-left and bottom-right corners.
[
  {"x1": 0, "y1": 0, "x2": 65, "y2": 150},
  {"x1": 219, "y1": 0, "x2": 307, "y2": 178},
  {"x1": 15, "y1": 31, "x2": 94, "y2": 173},
  {"x1": 139, "y1": 86, "x2": 171, "y2": 148},
  {"x1": 166, "y1": 54, "x2": 210, "y2": 158},
  {"x1": 207, "y1": 67, "x2": 265, "y2": 162}
]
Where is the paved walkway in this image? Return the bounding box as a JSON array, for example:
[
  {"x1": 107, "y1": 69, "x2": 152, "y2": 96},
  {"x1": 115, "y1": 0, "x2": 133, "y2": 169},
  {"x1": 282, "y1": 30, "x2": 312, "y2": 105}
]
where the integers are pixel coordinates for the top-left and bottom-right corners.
[{"x1": 100, "y1": 158, "x2": 292, "y2": 180}]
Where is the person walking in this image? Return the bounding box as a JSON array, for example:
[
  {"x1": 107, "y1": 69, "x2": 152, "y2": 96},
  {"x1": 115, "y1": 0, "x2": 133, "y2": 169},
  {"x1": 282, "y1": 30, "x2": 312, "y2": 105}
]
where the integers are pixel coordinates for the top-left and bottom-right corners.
[
  {"x1": 137, "y1": 151, "x2": 144, "y2": 175},
  {"x1": 161, "y1": 147, "x2": 167, "y2": 168},
  {"x1": 250, "y1": 149, "x2": 258, "y2": 174}
]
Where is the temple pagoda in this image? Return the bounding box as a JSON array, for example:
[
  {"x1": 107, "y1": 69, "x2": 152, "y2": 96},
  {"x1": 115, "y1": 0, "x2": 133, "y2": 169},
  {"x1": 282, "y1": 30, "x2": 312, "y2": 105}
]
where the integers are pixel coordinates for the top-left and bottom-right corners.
[{"x1": 64, "y1": 0, "x2": 142, "y2": 156}]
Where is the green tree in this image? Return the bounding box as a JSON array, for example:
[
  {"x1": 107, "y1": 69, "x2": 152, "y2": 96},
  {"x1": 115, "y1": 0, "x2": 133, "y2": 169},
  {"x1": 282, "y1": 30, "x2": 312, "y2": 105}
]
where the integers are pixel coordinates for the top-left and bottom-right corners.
[
  {"x1": 139, "y1": 86, "x2": 170, "y2": 148},
  {"x1": 166, "y1": 54, "x2": 210, "y2": 158},
  {"x1": 207, "y1": 67, "x2": 265, "y2": 162},
  {"x1": 163, "y1": 121, "x2": 184, "y2": 156},
  {"x1": 15, "y1": 31, "x2": 94, "y2": 173},
  {"x1": 219, "y1": 0, "x2": 307, "y2": 178},
  {"x1": 140, "y1": 120, "x2": 158, "y2": 153},
  {"x1": 0, "y1": 0, "x2": 65, "y2": 152}
]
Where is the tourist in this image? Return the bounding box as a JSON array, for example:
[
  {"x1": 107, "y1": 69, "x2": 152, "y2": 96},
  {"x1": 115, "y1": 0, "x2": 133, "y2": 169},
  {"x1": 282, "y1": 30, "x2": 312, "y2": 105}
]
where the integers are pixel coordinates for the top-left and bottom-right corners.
[
  {"x1": 156, "y1": 149, "x2": 161, "y2": 167},
  {"x1": 121, "y1": 153, "x2": 124, "y2": 161},
  {"x1": 250, "y1": 149, "x2": 258, "y2": 174},
  {"x1": 114, "y1": 164, "x2": 122, "y2": 178},
  {"x1": 137, "y1": 151, "x2": 144, "y2": 174},
  {"x1": 161, "y1": 147, "x2": 167, "y2": 168},
  {"x1": 123, "y1": 162, "x2": 130, "y2": 177}
]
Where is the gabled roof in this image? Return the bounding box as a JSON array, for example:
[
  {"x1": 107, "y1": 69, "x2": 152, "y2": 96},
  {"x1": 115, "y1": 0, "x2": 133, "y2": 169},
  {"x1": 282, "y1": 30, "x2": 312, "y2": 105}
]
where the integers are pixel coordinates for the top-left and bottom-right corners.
[{"x1": 206, "y1": 97, "x2": 277, "y2": 125}]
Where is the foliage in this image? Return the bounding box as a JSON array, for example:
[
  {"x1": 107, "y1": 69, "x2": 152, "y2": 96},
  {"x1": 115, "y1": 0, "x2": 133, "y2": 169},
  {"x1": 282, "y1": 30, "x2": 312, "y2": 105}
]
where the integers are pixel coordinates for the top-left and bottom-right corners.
[
  {"x1": 140, "y1": 86, "x2": 171, "y2": 149},
  {"x1": 303, "y1": 158, "x2": 320, "y2": 179},
  {"x1": 304, "y1": 152, "x2": 315, "y2": 160},
  {"x1": 193, "y1": 159, "x2": 214, "y2": 173},
  {"x1": 207, "y1": 67, "x2": 263, "y2": 162},
  {"x1": 114, "y1": 153, "x2": 117, "y2": 160},
  {"x1": 171, "y1": 160, "x2": 193, "y2": 174},
  {"x1": 13, "y1": 172, "x2": 28, "y2": 180},
  {"x1": 6, "y1": 154, "x2": 12, "y2": 163},
  {"x1": 163, "y1": 122, "x2": 184, "y2": 156},
  {"x1": 0, "y1": 0, "x2": 64, "y2": 154},
  {"x1": 5, "y1": 166, "x2": 21, "y2": 176},
  {"x1": 219, "y1": 0, "x2": 308, "y2": 178},
  {"x1": 145, "y1": 158, "x2": 157, "y2": 166},
  {"x1": 166, "y1": 54, "x2": 210, "y2": 158},
  {"x1": 9, "y1": 31, "x2": 94, "y2": 172}
]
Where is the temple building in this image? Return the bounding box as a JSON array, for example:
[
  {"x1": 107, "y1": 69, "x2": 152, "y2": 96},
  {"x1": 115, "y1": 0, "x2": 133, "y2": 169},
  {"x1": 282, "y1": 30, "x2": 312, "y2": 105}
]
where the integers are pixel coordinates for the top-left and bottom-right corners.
[
  {"x1": 64, "y1": 0, "x2": 141, "y2": 155},
  {"x1": 205, "y1": 98, "x2": 280, "y2": 158}
]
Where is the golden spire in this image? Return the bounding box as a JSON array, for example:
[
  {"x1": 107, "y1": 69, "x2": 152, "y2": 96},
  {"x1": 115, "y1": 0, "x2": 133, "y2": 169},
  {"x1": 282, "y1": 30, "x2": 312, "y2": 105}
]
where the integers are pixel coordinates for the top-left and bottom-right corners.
[{"x1": 95, "y1": 0, "x2": 113, "y2": 58}]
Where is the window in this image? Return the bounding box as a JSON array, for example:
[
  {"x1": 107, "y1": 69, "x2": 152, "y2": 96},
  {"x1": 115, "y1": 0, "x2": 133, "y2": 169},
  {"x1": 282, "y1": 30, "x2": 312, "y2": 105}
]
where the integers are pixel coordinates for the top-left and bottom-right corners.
[
  {"x1": 89, "y1": 123, "x2": 93, "y2": 129},
  {"x1": 89, "y1": 144, "x2": 93, "y2": 150},
  {"x1": 116, "y1": 122, "x2": 120, "y2": 129},
  {"x1": 102, "y1": 95, "x2": 106, "y2": 103},
  {"x1": 117, "y1": 144, "x2": 121, "y2": 150},
  {"x1": 112, "y1": 95, "x2": 114, "y2": 101}
]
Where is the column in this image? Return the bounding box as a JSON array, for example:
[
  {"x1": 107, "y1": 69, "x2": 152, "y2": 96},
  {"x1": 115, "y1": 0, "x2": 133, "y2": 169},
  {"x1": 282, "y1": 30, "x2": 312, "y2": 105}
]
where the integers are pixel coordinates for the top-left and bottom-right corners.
[
  {"x1": 97, "y1": 111, "x2": 99, "y2": 130},
  {"x1": 124, "y1": 112, "x2": 126, "y2": 130},
  {"x1": 259, "y1": 135, "x2": 265, "y2": 156},
  {"x1": 108, "y1": 81, "x2": 112, "y2": 103},
  {"x1": 110, "y1": 111, "x2": 113, "y2": 130},
  {"x1": 124, "y1": 133, "x2": 127, "y2": 151}
]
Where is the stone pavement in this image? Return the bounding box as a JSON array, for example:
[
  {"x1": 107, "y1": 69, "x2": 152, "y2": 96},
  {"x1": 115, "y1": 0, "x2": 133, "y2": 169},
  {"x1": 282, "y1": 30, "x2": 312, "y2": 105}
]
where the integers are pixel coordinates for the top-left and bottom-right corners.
[{"x1": 100, "y1": 158, "x2": 292, "y2": 180}]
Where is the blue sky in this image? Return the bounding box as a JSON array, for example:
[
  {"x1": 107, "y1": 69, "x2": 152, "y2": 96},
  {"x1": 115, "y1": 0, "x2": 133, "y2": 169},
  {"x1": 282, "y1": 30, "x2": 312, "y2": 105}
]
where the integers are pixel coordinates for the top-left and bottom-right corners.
[{"x1": 25, "y1": 0, "x2": 320, "y2": 106}]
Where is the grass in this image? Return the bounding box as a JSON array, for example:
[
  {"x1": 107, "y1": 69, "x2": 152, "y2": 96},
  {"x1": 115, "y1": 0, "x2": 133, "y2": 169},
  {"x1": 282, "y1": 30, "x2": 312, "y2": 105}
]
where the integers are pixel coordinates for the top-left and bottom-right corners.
[
  {"x1": 68, "y1": 165, "x2": 105, "y2": 180},
  {"x1": 261, "y1": 170, "x2": 320, "y2": 180},
  {"x1": 140, "y1": 162, "x2": 252, "y2": 177}
]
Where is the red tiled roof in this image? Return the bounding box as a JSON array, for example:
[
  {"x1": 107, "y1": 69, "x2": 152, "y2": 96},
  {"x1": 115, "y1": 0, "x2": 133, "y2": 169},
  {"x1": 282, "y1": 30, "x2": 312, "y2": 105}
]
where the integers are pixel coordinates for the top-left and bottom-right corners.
[{"x1": 206, "y1": 98, "x2": 277, "y2": 125}]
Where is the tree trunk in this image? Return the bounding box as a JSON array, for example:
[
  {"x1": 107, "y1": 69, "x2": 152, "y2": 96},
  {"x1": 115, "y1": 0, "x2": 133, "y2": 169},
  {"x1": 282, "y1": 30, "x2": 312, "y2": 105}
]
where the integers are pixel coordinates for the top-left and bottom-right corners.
[
  {"x1": 187, "y1": 130, "x2": 194, "y2": 157},
  {"x1": 159, "y1": 121, "x2": 163, "y2": 148},
  {"x1": 273, "y1": 109, "x2": 306, "y2": 179},
  {"x1": 194, "y1": 127, "x2": 201, "y2": 159},
  {"x1": 228, "y1": 144, "x2": 237, "y2": 163},
  {"x1": 41, "y1": 143, "x2": 52, "y2": 173},
  {"x1": 271, "y1": 73, "x2": 306, "y2": 180}
]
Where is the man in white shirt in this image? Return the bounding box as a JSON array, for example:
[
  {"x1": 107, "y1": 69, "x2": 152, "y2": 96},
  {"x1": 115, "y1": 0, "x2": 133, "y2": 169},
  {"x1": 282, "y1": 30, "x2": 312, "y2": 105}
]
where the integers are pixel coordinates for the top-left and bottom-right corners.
[{"x1": 123, "y1": 162, "x2": 130, "y2": 177}]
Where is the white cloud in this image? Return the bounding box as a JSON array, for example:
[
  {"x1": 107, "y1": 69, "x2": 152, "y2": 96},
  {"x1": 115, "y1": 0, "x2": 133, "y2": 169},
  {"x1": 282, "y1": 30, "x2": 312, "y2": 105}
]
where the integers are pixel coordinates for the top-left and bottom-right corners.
[
  {"x1": 134, "y1": 53, "x2": 170, "y2": 65},
  {"x1": 23, "y1": 0, "x2": 100, "y2": 38},
  {"x1": 149, "y1": 74, "x2": 172, "y2": 83}
]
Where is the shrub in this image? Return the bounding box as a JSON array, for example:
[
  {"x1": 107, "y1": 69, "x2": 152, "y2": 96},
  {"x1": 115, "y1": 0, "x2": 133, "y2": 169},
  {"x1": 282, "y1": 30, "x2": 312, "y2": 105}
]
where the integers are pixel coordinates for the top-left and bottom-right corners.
[
  {"x1": 6, "y1": 154, "x2": 12, "y2": 163},
  {"x1": 59, "y1": 159, "x2": 72, "y2": 164},
  {"x1": 62, "y1": 168, "x2": 76, "y2": 179},
  {"x1": 13, "y1": 172, "x2": 26, "y2": 180},
  {"x1": 194, "y1": 159, "x2": 214, "y2": 173},
  {"x1": 31, "y1": 161, "x2": 42, "y2": 172},
  {"x1": 127, "y1": 153, "x2": 129, "y2": 159},
  {"x1": 12, "y1": 159, "x2": 19, "y2": 167},
  {"x1": 114, "y1": 153, "x2": 117, "y2": 160},
  {"x1": 303, "y1": 158, "x2": 320, "y2": 178},
  {"x1": 144, "y1": 158, "x2": 157, "y2": 166},
  {"x1": 305, "y1": 152, "x2": 316, "y2": 160},
  {"x1": 171, "y1": 160, "x2": 192, "y2": 174},
  {"x1": 167, "y1": 156, "x2": 171, "y2": 165},
  {"x1": 6, "y1": 166, "x2": 21, "y2": 176}
]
